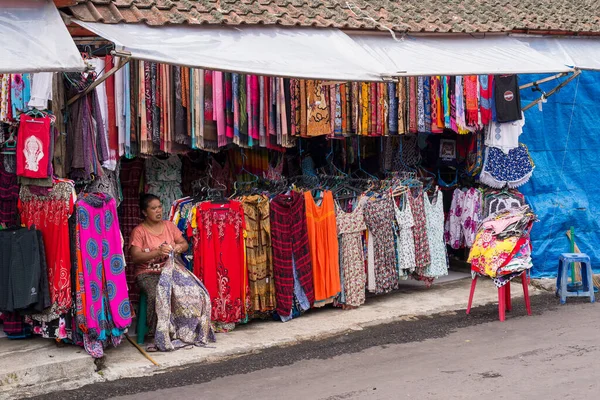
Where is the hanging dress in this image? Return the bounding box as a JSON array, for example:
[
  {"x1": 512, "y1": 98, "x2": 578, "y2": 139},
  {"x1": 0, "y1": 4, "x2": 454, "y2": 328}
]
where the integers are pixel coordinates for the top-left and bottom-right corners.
[
  {"x1": 145, "y1": 155, "x2": 183, "y2": 218},
  {"x1": 393, "y1": 193, "x2": 416, "y2": 280},
  {"x1": 409, "y1": 188, "x2": 431, "y2": 278},
  {"x1": 336, "y1": 200, "x2": 367, "y2": 307},
  {"x1": 241, "y1": 195, "x2": 276, "y2": 317},
  {"x1": 19, "y1": 181, "x2": 74, "y2": 315},
  {"x1": 304, "y1": 190, "x2": 341, "y2": 305},
  {"x1": 194, "y1": 201, "x2": 247, "y2": 329},
  {"x1": 423, "y1": 189, "x2": 449, "y2": 280},
  {"x1": 270, "y1": 192, "x2": 314, "y2": 319},
  {"x1": 364, "y1": 196, "x2": 399, "y2": 294}
]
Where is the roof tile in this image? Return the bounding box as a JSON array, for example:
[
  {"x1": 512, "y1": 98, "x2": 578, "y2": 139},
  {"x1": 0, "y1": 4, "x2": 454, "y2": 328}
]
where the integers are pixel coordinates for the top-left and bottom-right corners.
[{"x1": 66, "y1": 0, "x2": 600, "y2": 34}]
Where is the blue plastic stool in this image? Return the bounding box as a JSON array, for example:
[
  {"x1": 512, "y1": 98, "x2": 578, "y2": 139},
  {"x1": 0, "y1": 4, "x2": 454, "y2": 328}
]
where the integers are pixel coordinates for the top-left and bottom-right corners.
[{"x1": 556, "y1": 253, "x2": 595, "y2": 304}]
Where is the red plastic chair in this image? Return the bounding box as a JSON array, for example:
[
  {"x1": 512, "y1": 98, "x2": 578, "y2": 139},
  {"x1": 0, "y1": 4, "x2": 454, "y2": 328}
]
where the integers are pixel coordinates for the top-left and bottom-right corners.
[{"x1": 466, "y1": 270, "x2": 532, "y2": 322}]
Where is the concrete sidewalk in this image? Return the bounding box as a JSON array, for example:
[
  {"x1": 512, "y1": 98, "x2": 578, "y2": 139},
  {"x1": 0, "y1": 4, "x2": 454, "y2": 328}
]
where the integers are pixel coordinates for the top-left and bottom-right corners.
[{"x1": 1, "y1": 272, "x2": 539, "y2": 399}]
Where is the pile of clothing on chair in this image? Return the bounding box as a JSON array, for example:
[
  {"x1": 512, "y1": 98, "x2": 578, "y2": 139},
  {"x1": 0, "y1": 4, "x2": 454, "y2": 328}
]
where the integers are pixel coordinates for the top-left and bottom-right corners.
[{"x1": 468, "y1": 205, "x2": 537, "y2": 287}]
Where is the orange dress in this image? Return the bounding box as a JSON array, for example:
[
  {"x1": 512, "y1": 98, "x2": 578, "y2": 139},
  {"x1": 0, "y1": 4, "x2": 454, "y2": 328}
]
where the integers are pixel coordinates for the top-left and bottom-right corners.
[{"x1": 304, "y1": 190, "x2": 341, "y2": 304}]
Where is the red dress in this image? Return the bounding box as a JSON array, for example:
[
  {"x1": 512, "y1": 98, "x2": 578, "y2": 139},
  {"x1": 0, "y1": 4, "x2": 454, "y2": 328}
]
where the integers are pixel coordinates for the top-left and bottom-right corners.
[
  {"x1": 19, "y1": 182, "x2": 73, "y2": 314},
  {"x1": 194, "y1": 201, "x2": 247, "y2": 325}
]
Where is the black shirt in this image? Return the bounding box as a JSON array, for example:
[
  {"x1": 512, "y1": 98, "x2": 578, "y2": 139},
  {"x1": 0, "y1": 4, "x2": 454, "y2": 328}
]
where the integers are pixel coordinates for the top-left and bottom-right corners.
[{"x1": 494, "y1": 75, "x2": 522, "y2": 123}]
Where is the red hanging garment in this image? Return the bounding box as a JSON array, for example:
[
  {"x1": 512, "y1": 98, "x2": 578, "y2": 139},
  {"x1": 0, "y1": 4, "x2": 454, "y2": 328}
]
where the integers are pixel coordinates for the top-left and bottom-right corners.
[
  {"x1": 16, "y1": 114, "x2": 51, "y2": 178},
  {"x1": 194, "y1": 201, "x2": 248, "y2": 326}
]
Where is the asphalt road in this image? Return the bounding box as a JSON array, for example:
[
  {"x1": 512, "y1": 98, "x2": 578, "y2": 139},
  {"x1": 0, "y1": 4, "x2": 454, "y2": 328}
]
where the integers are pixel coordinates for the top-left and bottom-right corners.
[{"x1": 35, "y1": 293, "x2": 599, "y2": 400}]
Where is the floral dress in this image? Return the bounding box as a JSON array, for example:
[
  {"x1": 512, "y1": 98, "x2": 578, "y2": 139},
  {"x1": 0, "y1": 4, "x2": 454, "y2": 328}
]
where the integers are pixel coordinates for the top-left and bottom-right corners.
[
  {"x1": 364, "y1": 196, "x2": 399, "y2": 294},
  {"x1": 409, "y1": 189, "x2": 431, "y2": 278},
  {"x1": 423, "y1": 189, "x2": 449, "y2": 279},
  {"x1": 145, "y1": 155, "x2": 183, "y2": 218},
  {"x1": 393, "y1": 193, "x2": 416, "y2": 279},
  {"x1": 445, "y1": 188, "x2": 466, "y2": 249},
  {"x1": 336, "y1": 201, "x2": 367, "y2": 307}
]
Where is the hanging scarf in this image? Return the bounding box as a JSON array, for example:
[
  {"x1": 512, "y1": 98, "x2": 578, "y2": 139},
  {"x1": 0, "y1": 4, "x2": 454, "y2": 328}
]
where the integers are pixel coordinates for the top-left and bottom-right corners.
[
  {"x1": 398, "y1": 77, "x2": 407, "y2": 134},
  {"x1": 465, "y1": 75, "x2": 479, "y2": 128},
  {"x1": 423, "y1": 77, "x2": 431, "y2": 132},
  {"x1": 455, "y1": 76, "x2": 468, "y2": 134},
  {"x1": 250, "y1": 75, "x2": 260, "y2": 142},
  {"x1": 298, "y1": 78, "x2": 307, "y2": 137},
  {"x1": 259, "y1": 76, "x2": 267, "y2": 146},
  {"x1": 351, "y1": 82, "x2": 359, "y2": 134},
  {"x1": 213, "y1": 71, "x2": 227, "y2": 147},
  {"x1": 429, "y1": 76, "x2": 443, "y2": 133},
  {"x1": 388, "y1": 82, "x2": 398, "y2": 134},
  {"x1": 443, "y1": 76, "x2": 450, "y2": 128},
  {"x1": 334, "y1": 84, "x2": 343, "y2": 136},
  {"x1": 449, "y1": 76, "x2": 457, "y2": 132},
  {"x1": 233, "y1": 73, "x2": 240, "y2": 145},
  {"x1": 225, "y1": 72, "x2": 234, "y2": 141},
  {"x1": 408, "y1": 77, "x2": 417, "y2": 133},
  {"x1": 479, "y1": 75, "x2": 493, "y2": 125},
  {"x1": 369, "y1": 83, "x2": 377, "y2": 135},
  {"x1": 306, "y1": 80, "x2": 331, "y2": 136},
  {"x1": 340, "y1": 83, "x2": 348, "y2": 134},
  {"x1": 239, "y1": 74, "x2": 249, "y2": 147},
  {"x1": 360, "y1": 82, "x2": 369, "y2": 135},
  {"x1": 280, "y1": 78, "x2": 292, "y2": 148},
  {"x1": 416, "y1": 77, "x2": 426, "y2": 132},
  {"x1": 201, "y1": 70, "x2": 218, "y2": 152},
  {"x1": 375, "y1": 83, "x2": 383, "y2": 136}
]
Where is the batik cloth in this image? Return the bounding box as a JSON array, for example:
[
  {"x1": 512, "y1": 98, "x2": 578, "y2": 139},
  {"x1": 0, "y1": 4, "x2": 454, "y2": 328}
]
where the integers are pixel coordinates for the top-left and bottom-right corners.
[
  {"x1": 76, "y1": 193, "x2": 131, "y2": 338},
  {"x1": 155, "y1": 255, "x2": 216, "y2": 351}
]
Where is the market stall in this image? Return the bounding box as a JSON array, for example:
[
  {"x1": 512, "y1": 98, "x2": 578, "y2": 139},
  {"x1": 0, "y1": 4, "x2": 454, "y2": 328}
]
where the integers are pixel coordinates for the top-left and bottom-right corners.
[{"x1": 0, "y1": 16, "x2": 588, "y2": 356}]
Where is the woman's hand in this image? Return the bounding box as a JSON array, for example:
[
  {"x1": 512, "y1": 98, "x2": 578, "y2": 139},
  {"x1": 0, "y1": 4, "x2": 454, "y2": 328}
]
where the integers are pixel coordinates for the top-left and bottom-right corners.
[{"x1": 159, "y1": 243, "x2": 172, "y2": 256}]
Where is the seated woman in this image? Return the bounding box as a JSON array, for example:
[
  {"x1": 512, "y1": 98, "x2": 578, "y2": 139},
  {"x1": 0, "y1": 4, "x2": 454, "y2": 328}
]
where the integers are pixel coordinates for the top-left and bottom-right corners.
[{"x1": 129, "y1": 194, "x2": 189, "y2": 342}]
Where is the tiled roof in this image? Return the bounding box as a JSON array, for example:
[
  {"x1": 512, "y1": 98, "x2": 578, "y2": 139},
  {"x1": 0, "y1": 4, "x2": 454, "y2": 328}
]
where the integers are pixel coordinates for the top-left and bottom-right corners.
[{"x1": 65, "y1": 0, "x2": 600, "y2": 34}]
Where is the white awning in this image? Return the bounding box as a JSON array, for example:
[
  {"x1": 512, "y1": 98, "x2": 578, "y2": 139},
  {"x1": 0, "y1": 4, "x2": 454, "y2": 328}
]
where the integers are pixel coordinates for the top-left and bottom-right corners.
[
  {"x1": 515, "y1": 36, "x2": 600, "y2": 71},
  {"x1": 74, "y1": 21, "x2": 389, "y2": 82},
  {"x1": 349, "y1": 34, "x2": 573, "y2": 76},
  {"x1": 0, "y1": 0, "x2": 85, "y2": 73}
]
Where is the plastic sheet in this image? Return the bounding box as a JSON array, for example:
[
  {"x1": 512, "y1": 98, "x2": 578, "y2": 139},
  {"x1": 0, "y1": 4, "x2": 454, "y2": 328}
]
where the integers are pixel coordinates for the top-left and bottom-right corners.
[
  {"x1": 73, "y1": 22, "x2": 389, "y2": 82},
  {"x1": 350, "y1": 34, "x2": 573, "y2": 76},
  {"x1": 0, "y1": 0, "x2": 85, "y2": 73},
  {"x1": 517, "y1": 36, "x2": 600, "y2": 71},
  {"x1": 519, "y1": 70, "x2": 600, "y2": 277}
]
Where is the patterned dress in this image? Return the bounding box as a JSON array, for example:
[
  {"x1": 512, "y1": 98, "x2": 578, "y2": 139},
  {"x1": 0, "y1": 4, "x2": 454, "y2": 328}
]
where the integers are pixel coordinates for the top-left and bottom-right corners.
[
  {"x1": 364, "y1": 196, "x2": 399, "y2": 294},
  {"x1": 336, "y1": 201, "x2": 367, "y2": 307},
  {"x1": 194, "y1": 201, "x2": 247, "y2": 328},
  {"x1": 423, "y1": 189, "x2": 449, "y2": 279},
  {"x1": 241, "y1": 195, "x2": 276, "y2": 317},
  {"x1": 409, "y1": 189, "x2": 431, "y2": 278},
  {"x1": 145, "y1": 155, "x2": 183, "y2": 218},
  {"x1": 393, "y1": 193, "x2": 416, "y2": 279}
]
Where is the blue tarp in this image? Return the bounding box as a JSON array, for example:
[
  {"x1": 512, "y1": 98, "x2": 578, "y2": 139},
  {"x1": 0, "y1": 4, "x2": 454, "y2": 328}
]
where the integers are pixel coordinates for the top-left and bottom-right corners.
[{"x1": 519, "y1": 70, "x2": 600, "y2": 277}]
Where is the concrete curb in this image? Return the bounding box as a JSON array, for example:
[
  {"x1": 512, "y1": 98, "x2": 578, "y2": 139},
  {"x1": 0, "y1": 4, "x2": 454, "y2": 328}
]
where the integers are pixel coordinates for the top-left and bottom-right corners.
[{"x1": 2, "y1": 273, "x2": 537, "y2": 399}]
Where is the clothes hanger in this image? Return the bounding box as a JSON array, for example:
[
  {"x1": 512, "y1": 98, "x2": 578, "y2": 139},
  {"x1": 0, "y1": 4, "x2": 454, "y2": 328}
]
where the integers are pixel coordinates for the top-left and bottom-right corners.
[
  {"x1": 239, "y1": 148, "x2": 259, "y2": 184},
  {"x1": 352, "y1": 136, "x2": 378, "y2": 180}
]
